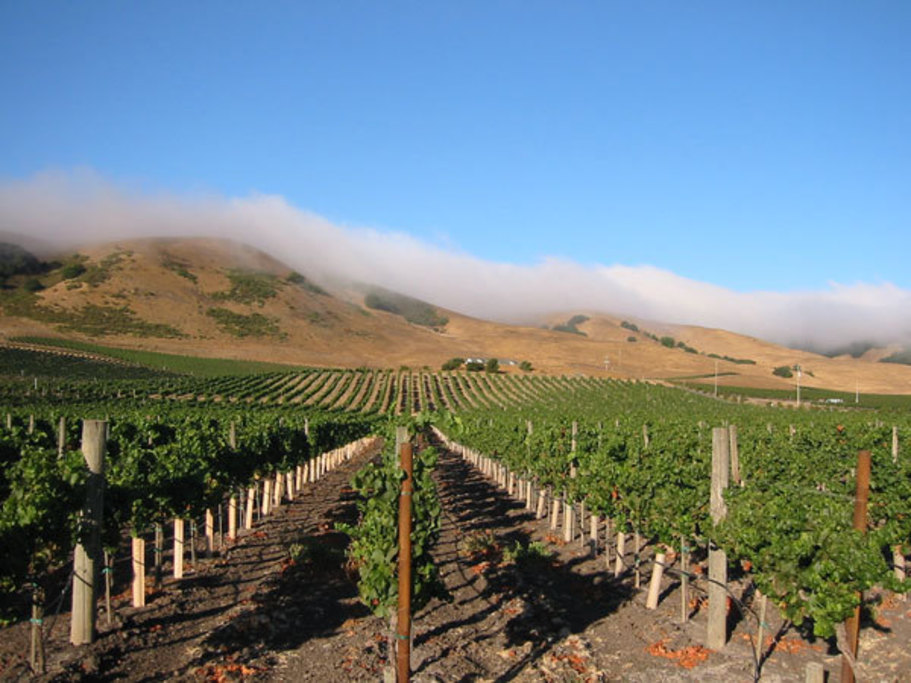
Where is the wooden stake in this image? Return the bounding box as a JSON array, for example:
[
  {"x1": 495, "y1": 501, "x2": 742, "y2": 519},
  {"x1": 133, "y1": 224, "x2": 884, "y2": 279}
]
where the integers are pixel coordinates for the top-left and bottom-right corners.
[
  {"x1": 841, "y1": 450, "x2": 871, "y2": 683},
  {"x1": 29, "y1": 585, "x2": 45, "y2": 673},
  {"x1": 707, "y1": 427, "x2": 730, "y2": 650},
  {"x1": 550, "y1": 496, "x2": 560, "y2": 531},
  {"x1": 205, "y1": 509, "x2": 214, "y2": 558},
  {"x1": 805, "y1": 661, "x2": 824, "y2": 683},
  {"x1": 680, "y1": 536, "x2": 689, "y2": 623},
  {"x1": 645, "y1": 551, "x2": 666, "y2": 609},
  {"x1": 103, "y1": 551, "x2": 112, "y2": 627},
  {"x1": 755, "y1": 591, "x2": 768, "y2": 664},
  {"x1": 563, "y1": 499, "x2": 574, "y2": 543},
  {"x1": 57, "y1": 416, "x2": 66, "y2": 459},
  {"x1": 154, "y1": 523, "x2": 163, "y2": 588},
  {"x1": 173, "y1": 518, "x2": 184, "y2": 579},
  {"x1": 70, "y1": 420, "x2": 106, "y2": 646},
  {"x1": 131, "y1": 537, "x2": 146, "y2": 607},
  {"x1": 396, "y1": 440, "x2": 414, "y2": 683},
  {"x1": 262, "y1": 479, "x2": 272, "y2": 516},
  {"x1": 729, "y1": 424, "x2": 741, "y2": 485},
  {"x1": 245, "y1": 486, "x2": 255, "y2": 529},
  {"x1": 228, "y1": 496, "x2": 237, "y2": 540},
  {"x1": 590, "y1": 513, "x2": 600, "y2": 555},
  {"x1": 614, "y1": 529, "x2": 626, "y2": 577}
]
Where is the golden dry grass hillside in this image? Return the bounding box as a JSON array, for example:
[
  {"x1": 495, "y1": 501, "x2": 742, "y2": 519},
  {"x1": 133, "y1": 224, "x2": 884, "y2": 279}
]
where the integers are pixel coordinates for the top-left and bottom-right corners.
[{"x1": 1, "y1": 236, "x2": 910, "y2": 394}]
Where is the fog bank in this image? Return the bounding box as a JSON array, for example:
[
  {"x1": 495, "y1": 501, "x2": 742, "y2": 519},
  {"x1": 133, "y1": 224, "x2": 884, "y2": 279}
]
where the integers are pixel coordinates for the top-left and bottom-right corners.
[{"x1": 2, "y1": 169, "x2": 909, "y2": 351}]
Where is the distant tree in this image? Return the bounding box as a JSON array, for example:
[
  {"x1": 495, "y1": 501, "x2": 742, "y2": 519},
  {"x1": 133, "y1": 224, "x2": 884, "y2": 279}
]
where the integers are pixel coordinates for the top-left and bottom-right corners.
[
  {"x1": 519, "y1": 360, "x2": 533, "y2": 372},
  {"x1": 61, "y1": 262, "x2": 86, "y2": 280},
  {"x1": 485, "y1": 358, "x2": 499, "y2": 373},
  {"x1": 772, "y1": 365, "x2": 793, "y2": 378},
  {"x1": 465, "y1": 361, "x2": 484, "y2": 372},
  {"x1": 0, "y1": 242, "x2": 42, "y2": 281},
  {"x1": 441, "y1": 357, "x2": 464, "y2": 371},
  {"x1": 626, "y1": 336, "x2": 637, "y2": 343},
  {"x1": 566, "y1": 314, "x2": 589, "y2": 327},
  {"x1": 22, "y1": 278, "x2": 44, "y2": 292},
  {"x1": 620, "y1": 320, "x2": 639, "y2": 333},
  {"x1": 660, "y1": 336, "x2": 676, "y2": 348}
]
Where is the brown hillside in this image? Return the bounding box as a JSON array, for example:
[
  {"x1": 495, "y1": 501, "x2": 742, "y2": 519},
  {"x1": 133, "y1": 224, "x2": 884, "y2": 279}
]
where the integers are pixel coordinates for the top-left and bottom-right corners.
[{"x1": 1, "y1": 237, "x2": 910, "y2": 394}]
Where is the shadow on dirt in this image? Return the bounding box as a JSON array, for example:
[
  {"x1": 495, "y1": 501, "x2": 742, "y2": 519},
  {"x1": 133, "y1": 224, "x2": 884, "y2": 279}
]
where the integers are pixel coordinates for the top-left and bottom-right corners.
[
  {"x1": 184, "y1": 453, "x2": 382, "y2": 675},
  {"x1": 415, "y1": 444, "x2": 635, "y2": 680}
]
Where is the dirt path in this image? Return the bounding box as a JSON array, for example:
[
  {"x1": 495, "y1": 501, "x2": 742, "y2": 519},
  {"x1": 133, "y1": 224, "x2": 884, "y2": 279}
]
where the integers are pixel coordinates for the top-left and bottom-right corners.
[
  {"x1": 2, "y1": 436, "x2": 908, "y2": 681},
  {"x1": 0, "y1": 443, "x2": 380, "y2": 682}
]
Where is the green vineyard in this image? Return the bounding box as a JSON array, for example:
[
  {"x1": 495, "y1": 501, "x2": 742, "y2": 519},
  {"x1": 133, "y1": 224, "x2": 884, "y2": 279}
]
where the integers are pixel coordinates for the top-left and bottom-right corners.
[{"x1": 0, "y1": 346, "x2": 909, "y2": 679}]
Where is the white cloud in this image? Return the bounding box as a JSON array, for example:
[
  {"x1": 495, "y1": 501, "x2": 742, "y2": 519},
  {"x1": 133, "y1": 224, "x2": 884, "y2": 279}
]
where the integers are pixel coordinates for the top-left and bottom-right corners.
[{"x1": 2, "y1": 168, "x2": 909, "y2": 350}]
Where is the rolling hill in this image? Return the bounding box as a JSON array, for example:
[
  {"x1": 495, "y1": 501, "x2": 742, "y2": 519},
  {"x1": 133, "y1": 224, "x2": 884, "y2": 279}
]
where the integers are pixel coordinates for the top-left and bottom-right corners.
[{"x1": 1, "y1": 236, "x2": 910, "y2": 394}]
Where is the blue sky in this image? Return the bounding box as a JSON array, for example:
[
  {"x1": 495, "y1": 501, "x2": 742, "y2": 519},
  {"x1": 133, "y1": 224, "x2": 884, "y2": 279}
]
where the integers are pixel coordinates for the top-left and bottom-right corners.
[{"x1": 1, "y1": 1, "x2": 909, "y2": 295}]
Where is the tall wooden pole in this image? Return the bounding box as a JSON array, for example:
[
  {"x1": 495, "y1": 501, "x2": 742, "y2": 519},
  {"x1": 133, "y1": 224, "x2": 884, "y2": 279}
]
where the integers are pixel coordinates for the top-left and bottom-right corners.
[
  {"x1": 841, "y1": 450, "x2": 871, "y2": 683},
  {"x1": 71, "y1": 420, "x2": 107, "y2": 645},
  {"x1": 396, "y1": 440, "x2": 414, "y2": 683},
  {"x1": 708, "y1": 427, "x2": 730, "y2": 650}
]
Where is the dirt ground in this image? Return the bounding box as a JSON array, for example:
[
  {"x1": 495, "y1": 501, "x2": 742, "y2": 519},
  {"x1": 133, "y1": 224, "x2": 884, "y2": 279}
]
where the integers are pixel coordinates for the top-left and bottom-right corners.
[{"x1": 1, "y1": 436, "x2": 909, "y2": 682}]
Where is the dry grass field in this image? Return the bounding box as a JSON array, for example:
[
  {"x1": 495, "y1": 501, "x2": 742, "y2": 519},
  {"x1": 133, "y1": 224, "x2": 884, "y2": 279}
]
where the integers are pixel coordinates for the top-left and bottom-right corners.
[{"x1": 2, "y1": 236, "x2": 910, "y2": 394}]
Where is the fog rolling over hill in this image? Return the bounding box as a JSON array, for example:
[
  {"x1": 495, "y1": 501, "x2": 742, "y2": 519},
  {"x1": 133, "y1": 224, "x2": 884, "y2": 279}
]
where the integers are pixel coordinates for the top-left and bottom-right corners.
[
  {"x1": 2, "y1": 235, "x2": 911, "y2": 394},
  {"x1": 2, "y1": 171, "x2": 911, "y2": 355}
]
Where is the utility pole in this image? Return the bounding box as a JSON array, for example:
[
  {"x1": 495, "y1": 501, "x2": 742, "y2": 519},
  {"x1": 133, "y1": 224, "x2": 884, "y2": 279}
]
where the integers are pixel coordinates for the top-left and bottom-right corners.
[{"x1": 713, "y1": 360, "x2": 718, "y2": 398}]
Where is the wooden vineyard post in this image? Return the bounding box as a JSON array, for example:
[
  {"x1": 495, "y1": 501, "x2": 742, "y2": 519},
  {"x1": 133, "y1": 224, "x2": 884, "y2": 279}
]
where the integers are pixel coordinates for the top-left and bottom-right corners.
[
  {"x1": 892, "y1": 429, "x2": 906, "y2": 597},
  {"x1": 604, "y1": 518, "x2": 613, "y2": 570},
  {"x1": 563, "y1": 422, "x2": 578, "y2": 543},
  {"x1": 646, "y1": 548, "x2": 667, "y2": 609},
  {"x1": 262, "y1": 479, "x2": 272, "y2": 517},
  {"x1": 755, "y1": 591, "x2": 768, "y2": 664},
  {"x1": 590, "y1": 513, "x2": 600, "y2": 556},
  {"x1": 729, "y1": 425, "x2": 741, "y2": 486},
  {"x1": 132, "y1": 536, "x2": 146, "y2": 607},
  {"x1": 70, "y1": 420, "x2": 107, "y2": 646},
  {"x1": 29, "y1": 584, "x2": 45, "y2": 673},
  {"x1": 153, "y1": 523, "x2": 163, "y2": 587},
  {"x1": 103, "y1": 551, "x2": 113, "y2": 626},
  {"x1": 189, "y1": 521, "x2": 197, "y2": 566},
  {"x1": 550, "y1": 495, "x2": 560, "y2": 531},
  {"x1": 205, "y1": 509, "x2": 214, "y2": 558},
  {"x1": 396, "y1": 439, "x2": 414, "y2": 683},
  {"x1": 245, "y1": 486, "x2": 255, "y2": 529},
  {"x1": 57, "y1": 416, "x2": 66, "y2": 459},
  {"x1": 563, "y1": 497, "x2": 574, "y2": 543},
  {"x1": 805, "y1": 662, "x2": 825, "y2": 683},
  {"x1": 173, "y1": 518, "x2": 185, "y2": 579},
  {"x1": 614, "y1": 526, "x2": 626, "y2": 578},
  {"x1": 707, "y1": 426, "x2": 730, "y2": 650},
  {"x1": 536, "y1": 487, "x2": 547, "y2": 519},
  {"x1": 227, "y1": 423, "x2": 238, "y2": 541},
  {"x1": 228, "y1": 496, "x2": 237, "y2": 540},
  {"x1": 841, "y1": 450, "x2": 871, "y2": 683},
  {"x1": 680, "y1": 536, "x2": 689, "y2": 623}
]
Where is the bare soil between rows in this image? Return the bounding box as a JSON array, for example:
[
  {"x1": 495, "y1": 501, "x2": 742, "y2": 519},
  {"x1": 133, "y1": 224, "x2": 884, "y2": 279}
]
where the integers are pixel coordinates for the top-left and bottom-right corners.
[{"x1": 2, "y1": 437, "x2": 909, "y2": 682}]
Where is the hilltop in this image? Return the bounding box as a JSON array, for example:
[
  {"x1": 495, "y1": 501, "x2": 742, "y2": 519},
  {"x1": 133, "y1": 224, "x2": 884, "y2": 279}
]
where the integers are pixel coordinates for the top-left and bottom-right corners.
[{"x1": 1, "y1": 236, "x2": 910, "y2": 394}]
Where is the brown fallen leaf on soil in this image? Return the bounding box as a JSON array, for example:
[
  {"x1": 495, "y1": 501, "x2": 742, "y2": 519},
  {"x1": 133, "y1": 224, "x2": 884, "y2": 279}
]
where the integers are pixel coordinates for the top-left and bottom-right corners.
[
  {"x1": 196, "y1": 660, "x2": 267, "y2": 682},
  {"x1": 646, "y1": 639, "x2": 711, "y2": 669}
]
